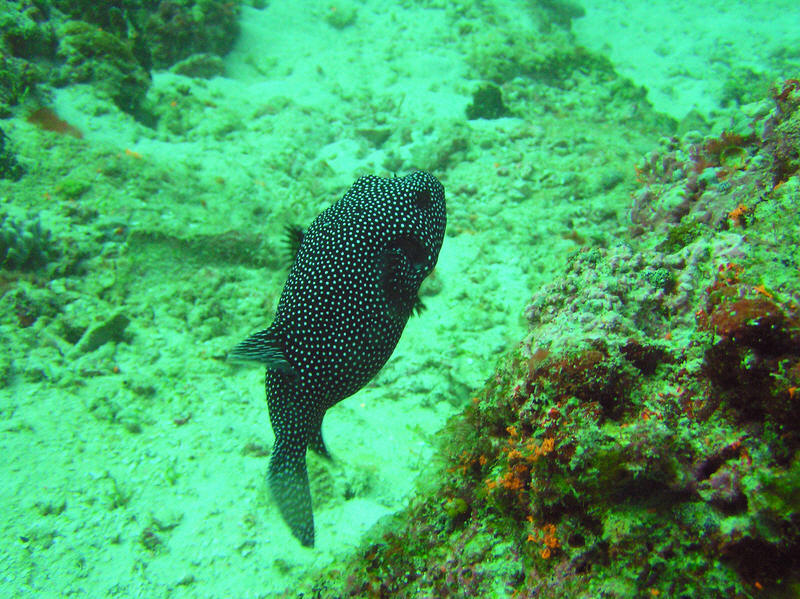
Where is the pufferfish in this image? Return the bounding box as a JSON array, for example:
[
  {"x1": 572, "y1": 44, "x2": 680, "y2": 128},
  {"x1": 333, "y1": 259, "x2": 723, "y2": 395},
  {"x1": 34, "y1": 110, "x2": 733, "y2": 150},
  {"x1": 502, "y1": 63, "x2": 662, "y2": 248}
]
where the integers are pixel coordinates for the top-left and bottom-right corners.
[{"x1": 231, "y1": 171, "x2": 446, "y2": 547}]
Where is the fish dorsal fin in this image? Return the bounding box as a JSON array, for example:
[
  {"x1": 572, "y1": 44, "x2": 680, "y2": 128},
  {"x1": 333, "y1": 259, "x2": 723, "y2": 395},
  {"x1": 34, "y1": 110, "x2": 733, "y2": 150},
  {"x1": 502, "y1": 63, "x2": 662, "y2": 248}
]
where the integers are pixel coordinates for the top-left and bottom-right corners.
[
  {"x1": 229, "y1": 328, "x2": 295, "y2": 374},
  {"x1": 282, "y1": 224, "x2": 305, "y2": 265}
]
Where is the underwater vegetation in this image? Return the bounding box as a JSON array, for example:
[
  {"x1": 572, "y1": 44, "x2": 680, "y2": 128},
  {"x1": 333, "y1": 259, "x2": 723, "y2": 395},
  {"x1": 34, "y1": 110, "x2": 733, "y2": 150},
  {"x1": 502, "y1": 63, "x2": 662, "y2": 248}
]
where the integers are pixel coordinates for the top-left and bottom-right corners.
[{"x1": 297, "y1": 82, "x2": 800, "y2": 598}]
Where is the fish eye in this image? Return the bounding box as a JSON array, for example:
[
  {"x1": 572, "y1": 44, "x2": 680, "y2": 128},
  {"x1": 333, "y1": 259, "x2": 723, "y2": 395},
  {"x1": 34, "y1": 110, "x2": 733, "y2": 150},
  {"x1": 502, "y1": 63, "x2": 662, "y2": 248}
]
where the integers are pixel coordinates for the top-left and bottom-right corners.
[{"x1": 414, "y1": 188, "x2": 431, "y2": 210}]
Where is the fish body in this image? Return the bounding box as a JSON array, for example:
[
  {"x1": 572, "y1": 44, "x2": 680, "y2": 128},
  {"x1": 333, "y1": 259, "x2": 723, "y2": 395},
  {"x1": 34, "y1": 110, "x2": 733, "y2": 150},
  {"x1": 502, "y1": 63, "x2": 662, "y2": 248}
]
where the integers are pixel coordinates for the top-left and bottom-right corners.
[{"x1": 232, "y1": 171, "x2": 446, "y2": 546}]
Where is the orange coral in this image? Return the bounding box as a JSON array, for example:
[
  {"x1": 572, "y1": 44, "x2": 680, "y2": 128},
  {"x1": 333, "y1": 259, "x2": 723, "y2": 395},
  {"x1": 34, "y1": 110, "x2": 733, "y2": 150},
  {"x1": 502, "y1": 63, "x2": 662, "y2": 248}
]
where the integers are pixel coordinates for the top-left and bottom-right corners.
[
  {"x1": 728, "y1": 204, "x2": 749, "y2": 226},
  {"x1": 527, "y1": 522, "x2": 561, "y2": 559},
  {"x1": 524, "y1": 437, "x2": 555, "y2": 462}
]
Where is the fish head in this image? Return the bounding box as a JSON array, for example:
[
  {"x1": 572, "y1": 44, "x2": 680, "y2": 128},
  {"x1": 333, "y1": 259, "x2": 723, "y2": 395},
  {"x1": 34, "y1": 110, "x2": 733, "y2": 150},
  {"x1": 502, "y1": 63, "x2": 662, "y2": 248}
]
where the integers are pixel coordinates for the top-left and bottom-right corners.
[{"x1": 353, "y1": 170, "x2": 446, "y2": 280}]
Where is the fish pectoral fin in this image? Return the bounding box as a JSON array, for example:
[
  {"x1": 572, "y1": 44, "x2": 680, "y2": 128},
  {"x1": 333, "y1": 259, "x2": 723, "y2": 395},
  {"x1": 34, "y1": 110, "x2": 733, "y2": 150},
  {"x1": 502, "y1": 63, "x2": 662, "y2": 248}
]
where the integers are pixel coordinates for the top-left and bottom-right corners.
[
  {"x1": 229, "y1": 329, "x2": 295, "y2": 374},
  {"x1": 379, "y1": 246, "x2": 421, "y2": 320},
  {"x1": 269, "y1": 438, "x2": 315, "y2": 547}
]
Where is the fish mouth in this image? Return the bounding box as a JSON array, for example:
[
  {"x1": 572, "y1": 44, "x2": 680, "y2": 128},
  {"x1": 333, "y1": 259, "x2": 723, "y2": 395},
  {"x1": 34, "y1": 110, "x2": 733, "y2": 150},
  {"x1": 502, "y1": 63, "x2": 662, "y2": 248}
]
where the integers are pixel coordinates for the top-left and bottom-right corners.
[{"x1": 390, "y1": 234, "x2": 431, "y2": 271}]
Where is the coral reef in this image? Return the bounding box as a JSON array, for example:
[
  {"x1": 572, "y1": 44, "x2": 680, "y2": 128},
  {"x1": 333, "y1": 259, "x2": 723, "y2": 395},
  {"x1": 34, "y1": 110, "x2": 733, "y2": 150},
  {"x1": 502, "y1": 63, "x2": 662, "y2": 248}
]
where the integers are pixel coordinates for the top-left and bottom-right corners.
[
  {"x1": 297, "y1": 83, "x2": 800, "y2": 597},
  {"x1": 54, "y1": 20, "x2": 151, "y2": 114},
  {"x1": 466, "y1": 27, "x2": 612, "y2": 88},
  {"x1": 142, "y1": 0, "x2": 241, "y2": 69},
  {"x1": 0, "y1": 2, "x2": 57, "y2": 59},
  {"x1": 324, "y1": 2, "x2": 357, "y2": 30},
  {"x1": 0, "y1": 1, "x2": 242, "y2": 118},
  {"x1": 49, "y1": 0, "x2": 242, "y2": 69},
  {"x1": 170, "y1": 52, "x2": 226, "y2": 79},
  {"x1": 0, "y1": 8, "x2": 51, "y2": 116}
]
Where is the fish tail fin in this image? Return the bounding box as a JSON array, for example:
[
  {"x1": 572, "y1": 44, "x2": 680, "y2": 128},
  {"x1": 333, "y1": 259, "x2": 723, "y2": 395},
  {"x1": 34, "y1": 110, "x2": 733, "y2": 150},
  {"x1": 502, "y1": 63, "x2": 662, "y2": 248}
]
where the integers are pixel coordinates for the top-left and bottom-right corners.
[
  {"x1": 269, "y1": 437, "x2": 315, "y2": 547},
  {"x1": 229, "y1": 328, "x2": 295, "y2": 374}
]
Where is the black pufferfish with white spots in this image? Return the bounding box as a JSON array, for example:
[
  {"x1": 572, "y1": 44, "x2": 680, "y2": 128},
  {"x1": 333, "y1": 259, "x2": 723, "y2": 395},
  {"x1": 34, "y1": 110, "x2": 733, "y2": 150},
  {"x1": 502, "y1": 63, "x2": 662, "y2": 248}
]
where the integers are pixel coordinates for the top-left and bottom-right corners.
[{"x1": 231, "y1": 171, "x2": 446, "y2": 547}]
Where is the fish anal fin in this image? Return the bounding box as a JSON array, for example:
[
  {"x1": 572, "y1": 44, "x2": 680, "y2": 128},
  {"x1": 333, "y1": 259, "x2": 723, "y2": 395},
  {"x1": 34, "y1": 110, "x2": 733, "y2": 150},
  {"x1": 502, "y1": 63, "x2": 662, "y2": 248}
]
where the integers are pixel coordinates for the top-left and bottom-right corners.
[
  {"x1": 308, "y1": 416, "x2": 332, "y2": 461},
  {"x1": 412, "y1": 295, "x2": 426, "y2": 316}
]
